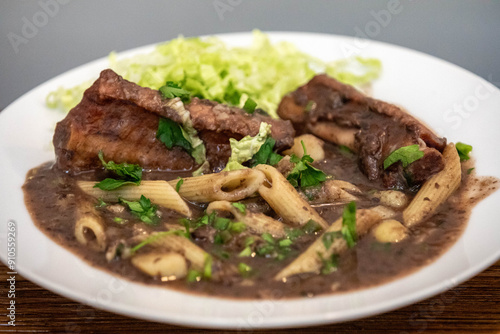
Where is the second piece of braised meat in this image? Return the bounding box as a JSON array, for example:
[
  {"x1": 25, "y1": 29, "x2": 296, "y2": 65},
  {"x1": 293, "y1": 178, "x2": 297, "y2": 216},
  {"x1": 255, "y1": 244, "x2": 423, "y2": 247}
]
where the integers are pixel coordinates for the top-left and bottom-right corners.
[{"x1": 278, "y1": 74, "x2": 447, "y2": 189}]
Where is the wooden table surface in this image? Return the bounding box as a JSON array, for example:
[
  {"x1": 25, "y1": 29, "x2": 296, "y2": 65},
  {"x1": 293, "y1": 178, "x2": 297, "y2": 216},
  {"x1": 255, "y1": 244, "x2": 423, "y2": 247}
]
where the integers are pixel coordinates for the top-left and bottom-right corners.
[{"x1": 1, "y1": 261, "x2": 499, "y2": 333}]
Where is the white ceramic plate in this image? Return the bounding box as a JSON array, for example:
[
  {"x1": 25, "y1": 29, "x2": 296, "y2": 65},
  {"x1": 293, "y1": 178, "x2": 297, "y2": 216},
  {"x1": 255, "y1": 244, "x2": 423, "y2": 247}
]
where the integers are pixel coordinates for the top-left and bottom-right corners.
[{"x1": 1, "y1": 32, "x2": 499, "y2": 330}]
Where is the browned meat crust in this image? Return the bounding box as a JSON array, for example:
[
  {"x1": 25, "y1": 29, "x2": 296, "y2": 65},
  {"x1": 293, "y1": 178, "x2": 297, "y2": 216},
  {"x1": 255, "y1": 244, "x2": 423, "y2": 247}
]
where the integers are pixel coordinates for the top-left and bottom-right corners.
[
  {"x1": 278, "y1": 74, "x2": 446, "y2": 189},
  {"x1": 53, "y1": 69, "x2": 295, "y2": 173},
  {"x1": 187, "y1": 98, "x2": 294, "y2": 152}
]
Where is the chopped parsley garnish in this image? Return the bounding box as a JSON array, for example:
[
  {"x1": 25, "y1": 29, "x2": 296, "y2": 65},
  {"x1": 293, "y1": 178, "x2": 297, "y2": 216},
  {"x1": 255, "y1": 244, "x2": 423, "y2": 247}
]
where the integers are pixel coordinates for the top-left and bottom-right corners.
[
  {"x1": 94, "y1": 151, "x2": 142, "y2": 190},
  {"x1": 175, "y1": 177, "x2": 184, "y2": 193},
  {"x1": 232, "y1": 202, "x2": 246, "y2": 215},
  {"x1": 287, "y1": 141, "x2": 327, "y2": 188},
  {"x1": 238, "y1": 237, "x2": 255, "y2": 257},
  {"x1": 305, "y1": 100, "x2": 315, "y2": 112},
  {"x1": 284, "y1": 219, "x2": 322, "y2": 240},
  {"x1": 250, "y1": 136, "x2": 283, "y2": 167},
  {"x1": 339, "y1": 145, "x2": 354, "y2": 155},
  {"x1": 203, "y1": 254, "x2": 213, "y2": 280},
  {"x1": 256, "y1": 233, "x2": 293, "y2": 260},
  {"x1": 182, "y1": 211, "x2": 246, "y2": 245},
  {"x1": 113, "y1": 217, "x2": 126, "y2": 224},
  {"x1": 130, "y1": 230, "x2": 187, "y2": 255},
  {"x1": 383, "y1": 144, "x2": 424, "y2": 169},
  {"x1": 243, "y1": 97, "x2": 257, "y2": 114},
  {"x1": 322, "y1": 231, "x2": 342, "y2": 250},
  {"x1": 341, "y1": 201, "x2": 357, "y2": 248},
  {"x1": 157, "y1": 117, "x2": 193, "y2": 153},
  {"x1": 186, "y1": 269, "x2": 202, "y2": 283},
  {"x1": 120, "y1": 195, "x2": 159, "y2": 225},
  {"x1": 456, "y1": 142, "x2": 473, "y2": 161},
  {"x1": 186, "y1": 255, "x2": 213, "y2": 282},
  {"x1": 95, "y1": 198, "x2": 107, "y2": 208},
  {"x1": 467, "y1": 167, "x2": 475, "y2": 174},
  {"x1": 318, "y1": 253, "x2": 339, "y2": 275},
  {"x1": 159, "y1": 81, "x2": 191, "y2": 102},
  {"x1": 238, "y1": 262, "x2": 253, "y2": 277}
]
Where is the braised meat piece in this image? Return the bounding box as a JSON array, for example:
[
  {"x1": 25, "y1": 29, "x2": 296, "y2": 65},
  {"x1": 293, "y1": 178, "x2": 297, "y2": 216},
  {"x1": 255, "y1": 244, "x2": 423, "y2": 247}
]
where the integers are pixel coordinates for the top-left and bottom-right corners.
[
  {"x1": 278, "y1": 74, "x2": 446, "y2": 189},
  {"x1": 54, "y1": 69, "x2": 295, "y2": 173}
]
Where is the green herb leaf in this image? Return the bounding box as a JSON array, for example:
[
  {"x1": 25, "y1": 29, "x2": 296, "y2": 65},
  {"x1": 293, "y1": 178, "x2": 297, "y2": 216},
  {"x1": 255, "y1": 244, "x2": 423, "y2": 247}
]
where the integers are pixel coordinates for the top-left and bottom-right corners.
[
  {"x1": 318, "y1": 253, "x2": 339, "y2": 275},
  {"x1": 303, "y1": 219, "x2": 322, "y2": 234},
  {"x1": 341, "y1": 201, "x2": 357, "y2": 248},
  {"x1": 467, "y1": 167, "x2": 475, "y2": 174},
  {"x1": 239, "y1": 236, "x2": 255, "y2": 257},
  {"x1": 175, "y1": 177, "x2": 184, "y2": 193},
  {"x1": 120, "y1": 195, "x2": 159, "y2": 225},
  {"x1": 203, "y1": 254, "x2": 213, "y2": 280},
  {"x1": 94, "y1": 178, "x2": 139, "y2": 191},
  {"x1": 238, "y1": 246, "x2": 253, "y2": 257},
  {"x1": 157, "y1": 117, "x2": 193, "y2": 153},
  {"x1": 98, "y1": 150, "x2": 142, "y2": 181},
  {"x1": 232, "y1": 202, "x2": 246, "y2": 215},
  {"x1": 159, "y1": 81, "x2": 191, "y2": 101},
  {"x1": 243, "y1": 97, "x2": 257, "y2": 114},
  {"x1": 238, "y1": 262, "x2": 252, "y2": 277},
  {"x1": 383, "y1": 144, "x2": 424, "y2": 169},
  {"x1": 213, "y1": 217, "x2": 231, "y2": 231},
  {"x1": 230, "y1": 222, "x2": 247, "y2": 233},
  {"x1": 130, "y1": 230, "x2": 186, "y2": 255},
  {"x1": 456, "y1": 142, "x2": 473, "y2": 161},
  {"x1": 261, "y1": 233, "x2": 275, "y2": 245},
  {"x1": 322, "y1": 231, "x2": 342, "y2": 250},
  {"x1": 187, "y1": 269, "x2": 202, "y2": 283},
  {"x1": 95, "y1": 198, "x2": 107, "y2": 208},
  {"x1": 250, "y1": 136, "x2": 283, "y2": 167},
  {"x1": 113, "y1": 217, "x2": 126, "y2": 224},
  {"x1": 287, "y1": 141, "x2": 327, "y2": 188},
  {"x1": 94, "y1": 151, "x2": 142, "y2": 190},
  {"x1": 279, "y1": 239, "x2": 293, "y2": 247}
]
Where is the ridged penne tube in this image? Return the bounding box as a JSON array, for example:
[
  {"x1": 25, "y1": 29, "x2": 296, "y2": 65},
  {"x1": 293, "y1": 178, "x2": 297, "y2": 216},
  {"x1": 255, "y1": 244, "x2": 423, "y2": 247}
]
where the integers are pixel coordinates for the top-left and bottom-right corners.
[
  {"x1": 274, "y1": 208, "x2": 383, "y2": 280},
  {"x1": 255, "y1": 165, "x2": 329, "y2": 229},
  {"x1": 77, "y1": 180, "x2": 192, "y2": 217},
  {"x1": 74, "y1": 201, "x2": 106, "y2": 252},
  {"x1": 166, "y1": 169, "x2": 265, "y2": 203},
  {"x1": 283, "y1": 134, "x2": 325, "y2": 161},
  {"x1": 323, "y1": 180, "x2": 359, "y2": 202},
  {"x1": 373, "y1": 190, "x2": 408, "y2": 209},
  {"x1": 131, "y1": 252, "x2": 188, "y2": 279},
  {"x1": 403, "y1": 143, "x2": 461, "y2": 227},
  {"x1": 206, "y1": 200, "x2": 287, "y2": 238},
  {"x1": 149, "y1": 234, "x2": 209, "y2": 271},
  {"x1": 372, "y1": 219, "x2": 408, "y2": 243}
]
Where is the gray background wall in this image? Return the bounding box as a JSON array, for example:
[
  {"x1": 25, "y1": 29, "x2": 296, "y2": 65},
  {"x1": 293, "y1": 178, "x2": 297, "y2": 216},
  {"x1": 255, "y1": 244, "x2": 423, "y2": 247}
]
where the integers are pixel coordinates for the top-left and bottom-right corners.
[{"x1": 1, "y1": 0, "x2": 499, "y2": 111}]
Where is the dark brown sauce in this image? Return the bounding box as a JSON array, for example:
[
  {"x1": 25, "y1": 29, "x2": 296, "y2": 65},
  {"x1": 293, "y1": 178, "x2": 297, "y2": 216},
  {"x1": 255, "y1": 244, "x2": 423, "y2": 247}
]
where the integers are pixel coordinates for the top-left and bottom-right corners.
[{"x1": 22, "y1": 144, "x2": 498, "y2": 299}]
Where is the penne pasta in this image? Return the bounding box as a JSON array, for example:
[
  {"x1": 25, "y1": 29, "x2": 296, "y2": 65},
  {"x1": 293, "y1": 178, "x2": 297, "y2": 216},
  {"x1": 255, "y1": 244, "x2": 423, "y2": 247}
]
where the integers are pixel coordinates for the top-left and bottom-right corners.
[
  {"x1": 372, "y1": 219, "x2": 408, "y2": 243},
  {"x1": 78, "y1": 180, "x2": 192, "y2": 217},
  {"x1": 255, "y1": 165, "x2": 329, "y2": 229},
  {"x1": 403, "y1": 143, "x2": 461, "y2": 227},
  {"x1": 274, "y1": 207, "x2": 385, "y2": 280},
  {"x1": 74, "y1": 201, "x2": 107, "y2": 252},
  {"x1": 131, "y1": 252, "x2": 188, "y2": 280},
  {"x1": 283, "y1": 134, "x2": 325, "y2": 161},
  {"x1": 206, "y1": 200, "x2": 287, "y2": 238},
  {"x1": 149, "y1": 233, "x2": 209, "y2": 272},
  {"x1": 167, "y1": 169, "x2": 265, "y2": 203},
  {"x1": 373, "y1": 190, "x2": 408, "y2": 209}
]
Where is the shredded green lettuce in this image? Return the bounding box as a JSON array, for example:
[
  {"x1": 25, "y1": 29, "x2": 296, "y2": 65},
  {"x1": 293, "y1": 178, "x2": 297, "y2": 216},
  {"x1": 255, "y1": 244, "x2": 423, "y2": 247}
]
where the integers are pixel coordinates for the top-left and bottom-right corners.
[
  {"x1": 223, "y1": 122, "x2": 271, "y2": 171},
  {"x1": 45, "y1": 31, "x2": 382, "y2": 118},
  {"x1": 325, "y1": 57, "x2": 382, "y2": 87}
]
